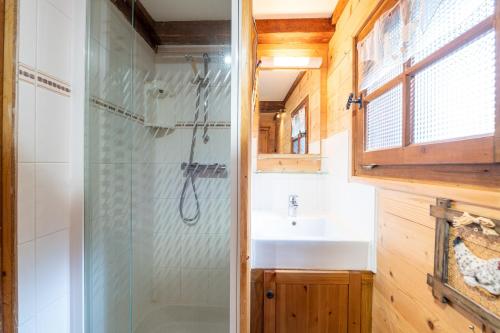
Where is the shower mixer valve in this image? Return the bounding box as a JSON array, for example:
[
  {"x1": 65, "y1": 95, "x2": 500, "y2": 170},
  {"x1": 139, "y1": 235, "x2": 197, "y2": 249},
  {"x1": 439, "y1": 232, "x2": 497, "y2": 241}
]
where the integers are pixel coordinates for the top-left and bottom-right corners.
[{"x1": 181, "y1": 162, "x2": 228, "y2": 178}]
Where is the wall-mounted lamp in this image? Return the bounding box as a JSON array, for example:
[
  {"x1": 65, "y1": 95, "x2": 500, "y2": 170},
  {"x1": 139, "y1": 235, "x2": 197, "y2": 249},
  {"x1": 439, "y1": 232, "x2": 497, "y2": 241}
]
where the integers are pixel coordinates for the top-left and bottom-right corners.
[
  {"x1": 346, "y1": 93, "x2": 363, "y2": 110},
  {"x1": 273, "y1": 109, "x2": 285, "y2": 120},
  {"x1": 260, "y1": 56, "x2": 323, "y2": 69}
]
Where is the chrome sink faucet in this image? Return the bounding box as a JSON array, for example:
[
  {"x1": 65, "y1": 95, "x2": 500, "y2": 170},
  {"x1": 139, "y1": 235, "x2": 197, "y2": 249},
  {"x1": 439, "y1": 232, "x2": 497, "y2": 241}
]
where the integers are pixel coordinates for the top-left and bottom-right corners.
[{"x1": 288, "y1": 194, "x2": 299, "y2": 217}]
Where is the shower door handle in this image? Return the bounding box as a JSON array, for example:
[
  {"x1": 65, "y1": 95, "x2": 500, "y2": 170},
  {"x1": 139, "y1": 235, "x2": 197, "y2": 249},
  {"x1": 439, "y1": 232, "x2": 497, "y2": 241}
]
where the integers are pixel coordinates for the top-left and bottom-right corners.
[{"x1": 265, "y1": 290, "x2": 274, "y2": 299}]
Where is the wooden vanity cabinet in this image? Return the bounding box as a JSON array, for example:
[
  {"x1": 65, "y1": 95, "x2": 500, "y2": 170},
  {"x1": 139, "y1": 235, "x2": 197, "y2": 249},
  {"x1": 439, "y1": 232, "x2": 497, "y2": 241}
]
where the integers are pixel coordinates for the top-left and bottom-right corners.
[{"x1": 251, "y1": 270, "x2": 373, "y2": 333}]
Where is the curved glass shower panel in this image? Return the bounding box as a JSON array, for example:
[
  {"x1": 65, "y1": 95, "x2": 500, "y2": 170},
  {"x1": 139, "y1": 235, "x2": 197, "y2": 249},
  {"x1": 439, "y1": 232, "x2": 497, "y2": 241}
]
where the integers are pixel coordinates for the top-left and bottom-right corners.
[{"x1": 85, "y1": 0, "x2": 234, "y2": 332}]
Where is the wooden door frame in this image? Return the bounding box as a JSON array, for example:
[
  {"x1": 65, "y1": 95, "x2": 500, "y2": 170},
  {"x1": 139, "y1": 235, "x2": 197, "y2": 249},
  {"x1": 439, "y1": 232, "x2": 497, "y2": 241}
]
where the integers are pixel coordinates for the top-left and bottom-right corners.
[{"x1": 1, "y1": 0, "x2": 18, "y2": 332}]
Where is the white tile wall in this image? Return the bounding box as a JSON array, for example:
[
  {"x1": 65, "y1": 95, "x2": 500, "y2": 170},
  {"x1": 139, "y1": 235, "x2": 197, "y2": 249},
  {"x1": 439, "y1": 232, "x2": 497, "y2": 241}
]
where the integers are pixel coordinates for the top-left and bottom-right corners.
[
  {"x1": 37, "y1": 0, "x2": 72, "y2": 82},
  {"x1": 17, "y1": 0, "x2": 74, "y2": 332},
  {"x1": 35, "y1": 164, "x2": 70, "y2": 237},
  {"x1": 35, "y1": 89, "x2": 70, "y2": 162},
  {"x1": 18, "y1": 164, "x2": 35, "y2": 244},
  {"x1": 19, "y1": 0, "x2": 37, "y2": 67},
  {"x1": 18, "y1": 242, "x2": 36, "y2": 324},
  {"x1": 252, "y1": 172, "x2": 325, "y2": 217},
  {"x1": 149, "y1": 60, "x2": 232, "y2": 311}
]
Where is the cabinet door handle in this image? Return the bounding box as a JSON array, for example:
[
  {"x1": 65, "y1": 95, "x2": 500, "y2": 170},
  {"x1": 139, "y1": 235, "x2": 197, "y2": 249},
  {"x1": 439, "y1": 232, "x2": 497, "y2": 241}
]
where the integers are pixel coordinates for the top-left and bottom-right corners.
[{"x1": 266, "y1": 290, "x2": 274, "y2": 299}]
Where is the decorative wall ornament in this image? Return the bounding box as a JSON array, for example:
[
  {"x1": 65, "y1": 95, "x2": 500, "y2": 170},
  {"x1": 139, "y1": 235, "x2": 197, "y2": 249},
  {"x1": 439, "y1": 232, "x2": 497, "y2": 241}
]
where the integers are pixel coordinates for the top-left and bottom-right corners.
[
  {"x1": 453, "y1": 212, "x2": 499, "y2": 236},
  {"x1": 428, "y1": 199, "x2": 500, "y2": 332}
]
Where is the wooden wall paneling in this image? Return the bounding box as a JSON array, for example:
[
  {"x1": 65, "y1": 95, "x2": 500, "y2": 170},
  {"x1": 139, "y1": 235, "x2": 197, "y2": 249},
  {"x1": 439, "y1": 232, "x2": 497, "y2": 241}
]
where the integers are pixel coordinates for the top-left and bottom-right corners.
[
  {"x1": 372, "y1": 189, "x2": 497, "y2": 332},
  {"x1": 256, "y1": 154, "x2": 322, "y2": 172},
  {"x1": 240, "y1": 0, "x2": 255, "y2": 331},
  {"x1": 496, "y1": 0, "x2": 500, "y2": 162},
  {"x1": 327, "y1": 0, "x2": 500, "y2": 332},
  {"x1": 1, "y1": 0, "x2": 17, "y2": 331}
]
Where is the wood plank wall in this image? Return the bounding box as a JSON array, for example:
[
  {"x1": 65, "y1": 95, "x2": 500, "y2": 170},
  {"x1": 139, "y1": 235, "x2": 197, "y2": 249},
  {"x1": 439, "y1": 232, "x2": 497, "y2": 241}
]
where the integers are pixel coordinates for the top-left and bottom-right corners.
[
  {"x1": 374, "y1": 189, "x2": 500, "y2": 332},
  {"x1": 326, "y1": 0, "x2": 500, "y2": 332}
]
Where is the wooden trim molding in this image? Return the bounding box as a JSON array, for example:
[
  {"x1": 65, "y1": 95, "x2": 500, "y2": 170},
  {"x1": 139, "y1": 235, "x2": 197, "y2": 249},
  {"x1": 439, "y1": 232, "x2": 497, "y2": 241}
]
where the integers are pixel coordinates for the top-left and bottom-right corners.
[
  {"x1": 283, "y1": 71, "x2": 305, "y2": 104},
  {"x1": 255, "y1": 18, "x2": 334, "y2": 44},
  {"x1": 1, "y1": 0, "x2": 17, "y2": 331},
  {"x1": 240, "y1": 0, "x2": 256, "y2": 331}
]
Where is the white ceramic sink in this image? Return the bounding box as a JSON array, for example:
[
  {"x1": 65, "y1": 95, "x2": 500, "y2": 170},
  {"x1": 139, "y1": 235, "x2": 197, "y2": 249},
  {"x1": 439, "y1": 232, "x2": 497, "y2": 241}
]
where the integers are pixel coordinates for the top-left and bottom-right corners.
[{"x1": 251, "y1": 212, "x2": 370, "y2": 270}]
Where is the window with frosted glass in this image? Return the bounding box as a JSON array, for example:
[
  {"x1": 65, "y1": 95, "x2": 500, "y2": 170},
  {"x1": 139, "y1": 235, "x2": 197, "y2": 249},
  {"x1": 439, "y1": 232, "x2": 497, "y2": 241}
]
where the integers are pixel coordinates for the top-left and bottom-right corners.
[
  {"x1": 412, "y1": 31, "x2": 496, "y2": 144},
  {"x1": 366, "y1": 84, "x2": 402, "y2": 151}
]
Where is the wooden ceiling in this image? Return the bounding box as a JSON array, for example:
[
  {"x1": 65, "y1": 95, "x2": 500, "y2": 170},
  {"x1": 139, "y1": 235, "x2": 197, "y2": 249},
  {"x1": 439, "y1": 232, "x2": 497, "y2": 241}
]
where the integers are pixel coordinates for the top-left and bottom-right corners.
[
  {"x1": 110, "y1": 0, "x2": 230, "y2": 50},
  {"x1": 259, "y1": 70, "x2": 306, "y2": 113}
]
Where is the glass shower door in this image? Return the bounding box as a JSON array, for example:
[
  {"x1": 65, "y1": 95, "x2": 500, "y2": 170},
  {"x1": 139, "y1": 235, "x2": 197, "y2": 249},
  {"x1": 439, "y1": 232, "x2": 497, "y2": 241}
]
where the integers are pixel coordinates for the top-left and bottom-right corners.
[{"x1": 85, "y1": 0, "x2": 235, "y2": 332}]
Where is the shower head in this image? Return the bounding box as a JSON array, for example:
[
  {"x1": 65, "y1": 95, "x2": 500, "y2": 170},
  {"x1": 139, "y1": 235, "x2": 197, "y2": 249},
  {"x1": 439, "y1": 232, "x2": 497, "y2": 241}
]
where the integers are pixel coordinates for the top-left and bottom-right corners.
[{"x1": 185, "y1": 55, "x2": 199, "y2": 78}]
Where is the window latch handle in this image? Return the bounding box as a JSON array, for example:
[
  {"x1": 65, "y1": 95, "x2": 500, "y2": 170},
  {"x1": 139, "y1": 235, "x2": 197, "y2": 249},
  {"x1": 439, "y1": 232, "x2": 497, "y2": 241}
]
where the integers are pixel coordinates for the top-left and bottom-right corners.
[{"x1": 346, "y1": 93, "x2": 363, "y2": 110}]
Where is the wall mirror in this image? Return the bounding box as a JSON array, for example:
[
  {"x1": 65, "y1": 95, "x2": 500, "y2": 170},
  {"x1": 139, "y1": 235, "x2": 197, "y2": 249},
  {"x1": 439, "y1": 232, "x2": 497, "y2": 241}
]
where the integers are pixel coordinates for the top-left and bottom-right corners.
[{"x1": 255, "y1": 67, "x2": 323, "y2": 172}]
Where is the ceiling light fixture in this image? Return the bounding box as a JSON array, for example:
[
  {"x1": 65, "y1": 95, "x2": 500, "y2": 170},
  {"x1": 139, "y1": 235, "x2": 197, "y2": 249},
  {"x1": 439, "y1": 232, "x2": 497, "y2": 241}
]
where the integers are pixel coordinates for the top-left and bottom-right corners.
[
  {"x1": 224, "y1": 54, "x2": 232, "y2": 65},
  {"x1": 273, "y1": 56, "x2": 311, "y2": 68}
]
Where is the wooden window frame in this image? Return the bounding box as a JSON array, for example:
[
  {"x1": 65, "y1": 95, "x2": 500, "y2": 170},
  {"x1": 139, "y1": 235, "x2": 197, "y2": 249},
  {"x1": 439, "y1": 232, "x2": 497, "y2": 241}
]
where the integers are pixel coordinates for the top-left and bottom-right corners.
[
  {"x1": 289, "y1": 96, "x2": 309, "y2": 154},
  {"x1": 352, "y1": 0, "x2": 500, "y2": 187}
]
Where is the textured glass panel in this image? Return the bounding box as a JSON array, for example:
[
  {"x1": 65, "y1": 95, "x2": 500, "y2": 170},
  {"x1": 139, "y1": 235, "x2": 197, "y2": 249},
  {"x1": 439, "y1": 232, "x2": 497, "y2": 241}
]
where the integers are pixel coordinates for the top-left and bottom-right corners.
[
  {"x1": 366, "y1": 84, "x2": 403, "y2": 151},
  {"x1": 412, "y1": 31, "x2": 495, "y2": 144},
  {"x1": 359, "y1": 3, "x2": 403, "y2": 94},
  {"x1": 407, "y1": 0, "x2": 494, "y2": 63}
]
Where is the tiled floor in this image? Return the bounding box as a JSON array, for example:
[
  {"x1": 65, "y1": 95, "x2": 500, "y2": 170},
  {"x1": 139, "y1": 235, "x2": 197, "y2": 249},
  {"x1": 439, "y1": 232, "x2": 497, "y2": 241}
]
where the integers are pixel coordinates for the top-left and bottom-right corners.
[
  {"x1": 148, "y1": 323, "x2": 228, "y2": 333},
  {"x1": 134, "y1": 305, "x2": 229, "y2": 333}
]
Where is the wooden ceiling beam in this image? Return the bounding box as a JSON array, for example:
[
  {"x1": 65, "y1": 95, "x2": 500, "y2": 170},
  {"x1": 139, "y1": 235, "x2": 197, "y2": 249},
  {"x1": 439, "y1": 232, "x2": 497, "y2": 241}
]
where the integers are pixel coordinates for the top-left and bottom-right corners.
[
  {"x1": 110, "y1": 0, "x2": 159, "y2": 50},
  {"x1": 155, "y1": 20, "x2": 231, "y2": 45},
  {"x1": 255, "y1": 18, "x2": 334, "y2": 44},
  {"x1": 331, "y1": 0, "x2": 349, "y2": 28},
  {"x1": 259, "y1": 101, "x2": 285, "y2": 113},
  {"x1": 110, "y1": 0, "x2": 230, "y2": 49}
]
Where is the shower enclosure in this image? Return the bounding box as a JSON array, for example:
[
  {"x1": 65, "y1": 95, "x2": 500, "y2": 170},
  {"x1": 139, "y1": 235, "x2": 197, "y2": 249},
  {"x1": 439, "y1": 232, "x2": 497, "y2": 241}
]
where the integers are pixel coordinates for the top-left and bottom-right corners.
[{"x1": 84, "y1": 0, "x2": 237, "y2": 332}]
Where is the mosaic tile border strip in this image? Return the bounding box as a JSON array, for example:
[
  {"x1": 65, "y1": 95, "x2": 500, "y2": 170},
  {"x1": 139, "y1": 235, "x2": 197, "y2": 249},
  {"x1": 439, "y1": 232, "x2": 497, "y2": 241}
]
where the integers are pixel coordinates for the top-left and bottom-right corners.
[
  {"x1": 90, "y1": 96, "x2": 145, "y2": 123},
  {"x1": 91, "y1": 96, "x2": 231, "y2": 129},
  {"x1": 18, "y1": 63, "x2": 71, "y2": 96},
  {"x1": 175, "y1": 121, "x2": 231, "y2": 129}
]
